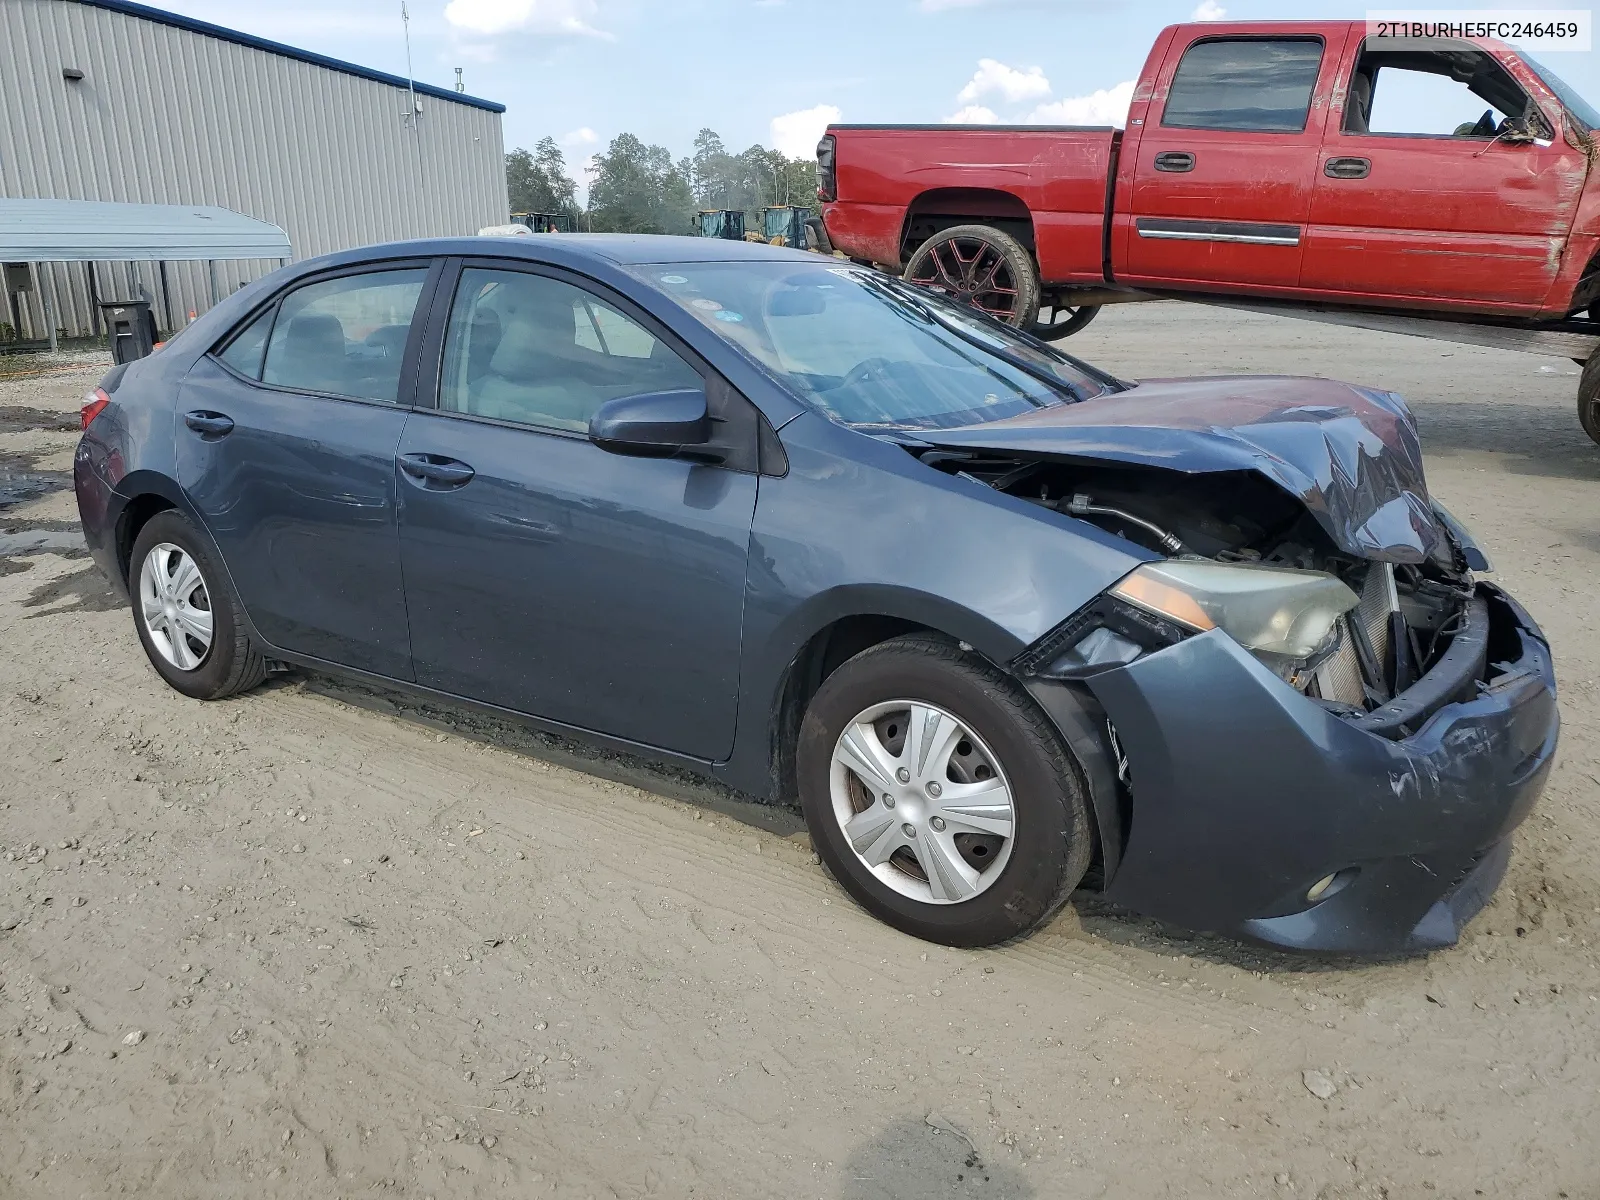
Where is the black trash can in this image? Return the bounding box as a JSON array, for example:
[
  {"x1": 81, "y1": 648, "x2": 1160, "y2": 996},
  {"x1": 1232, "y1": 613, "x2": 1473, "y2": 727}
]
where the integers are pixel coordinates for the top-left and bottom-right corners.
[{"x1": 99, "y1": 300, "x2": 157, "y2": 363}]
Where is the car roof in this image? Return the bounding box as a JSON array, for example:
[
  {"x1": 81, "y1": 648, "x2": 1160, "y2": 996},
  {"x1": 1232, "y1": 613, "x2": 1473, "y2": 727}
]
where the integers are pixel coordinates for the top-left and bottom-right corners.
[{"x1": 300, "y1": 233, "x2": 823, "y2": 274}]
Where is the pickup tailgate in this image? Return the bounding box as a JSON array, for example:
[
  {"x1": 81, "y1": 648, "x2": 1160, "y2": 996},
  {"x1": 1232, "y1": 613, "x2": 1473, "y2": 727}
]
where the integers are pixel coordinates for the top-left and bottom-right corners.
[{"x1": 823, "y1": 125, "x2": 1118, "y2": 278}]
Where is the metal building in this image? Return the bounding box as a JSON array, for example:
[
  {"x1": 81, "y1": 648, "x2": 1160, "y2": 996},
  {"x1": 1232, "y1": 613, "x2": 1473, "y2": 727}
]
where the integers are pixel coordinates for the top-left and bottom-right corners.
[{"x1": 0, "y1": 0, "x2": 508, "y2": 338}]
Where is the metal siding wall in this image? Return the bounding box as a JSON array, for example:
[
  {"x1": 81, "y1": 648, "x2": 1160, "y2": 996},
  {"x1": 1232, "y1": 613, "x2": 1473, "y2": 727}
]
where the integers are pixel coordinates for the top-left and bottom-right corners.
[{"x1": 0, "y1": 0, "x2": 508, "y2": 336}]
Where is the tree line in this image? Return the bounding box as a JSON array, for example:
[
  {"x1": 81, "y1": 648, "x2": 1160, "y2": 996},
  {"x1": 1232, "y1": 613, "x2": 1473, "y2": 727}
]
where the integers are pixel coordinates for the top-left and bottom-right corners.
[{"x1": 505, "y1": 130, "x2": 819, "y2": 234}]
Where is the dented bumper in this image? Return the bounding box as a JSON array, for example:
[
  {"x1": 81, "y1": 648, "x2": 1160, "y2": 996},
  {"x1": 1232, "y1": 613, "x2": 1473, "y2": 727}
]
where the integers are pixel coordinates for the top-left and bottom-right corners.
[{"x1": 1071, "y1": 583, "x2": 1557, "y2": 954}]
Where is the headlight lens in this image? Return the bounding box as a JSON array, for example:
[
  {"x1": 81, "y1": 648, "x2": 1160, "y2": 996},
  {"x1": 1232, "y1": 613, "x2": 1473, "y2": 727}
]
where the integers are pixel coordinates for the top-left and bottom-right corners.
[{"x1": 1109, "y1": 560, "x2": 1360, "y2": 659}]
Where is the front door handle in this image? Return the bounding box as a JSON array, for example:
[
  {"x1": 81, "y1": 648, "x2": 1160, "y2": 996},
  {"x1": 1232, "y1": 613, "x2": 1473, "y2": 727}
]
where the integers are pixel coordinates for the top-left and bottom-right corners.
[
  {"x1": 398, "y1": 453, "x2": 476, "y2": 488},
  {"x1": 183, "y1": 410, "x2": 235, "y2": 438},
  {"x1": 1324, "y1": 156, "x2": 1371, "y2": 179},
  {"x1": 1153, "y1": 151, "x2": 1196, "y2": 173}
]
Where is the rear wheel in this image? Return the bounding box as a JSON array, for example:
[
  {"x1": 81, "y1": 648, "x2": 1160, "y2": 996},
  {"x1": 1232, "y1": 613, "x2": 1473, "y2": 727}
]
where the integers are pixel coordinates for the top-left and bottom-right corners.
[
  {"x1": 130, "y1": 511, "x2": 266, "y2": 700},
  {"x1": 903, "y1": 224, "x2": 1040, "y2": 329},
  {"x1": 797, "y1": 634, "x2": 1091, "y2": 947},
  {"x1": 1030, "y1": 302, "x2": 1100, "y2": 341},
  {"x1": 1581, "y1": 353, "x2": 1600, "y2": 446}
]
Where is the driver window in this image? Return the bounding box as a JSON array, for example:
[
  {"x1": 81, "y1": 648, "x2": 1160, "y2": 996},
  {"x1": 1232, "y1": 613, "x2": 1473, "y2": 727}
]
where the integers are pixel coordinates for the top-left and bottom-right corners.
[
  {"x1": 1344, "y1": 45, "x2": 1545, "y2": 138},
  {"x1": 438, "y1": 268, "x2": 701, "y2": 432}
]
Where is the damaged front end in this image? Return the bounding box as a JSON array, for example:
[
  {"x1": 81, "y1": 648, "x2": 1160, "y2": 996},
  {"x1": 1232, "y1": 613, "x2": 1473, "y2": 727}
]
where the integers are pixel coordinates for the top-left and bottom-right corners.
[{"x1": 910, "y1": 378, "x2": 1560, "y2": 953}]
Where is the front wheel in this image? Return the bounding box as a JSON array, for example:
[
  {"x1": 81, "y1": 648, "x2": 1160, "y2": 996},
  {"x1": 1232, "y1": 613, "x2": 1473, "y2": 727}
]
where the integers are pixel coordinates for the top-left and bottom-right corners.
[
  {"x1": 902, "y1": 224, "x2": 1040, "y2": 329},
  {"x1": 797, "y1": 635, "x2": 1091, "y2": 947},
  {"x1": 1580, "y1": 353, "x2": 1600, "y2": 446},
  {"x1": 1030, "y1": 303, "x2": 1100, "y2": 341}
]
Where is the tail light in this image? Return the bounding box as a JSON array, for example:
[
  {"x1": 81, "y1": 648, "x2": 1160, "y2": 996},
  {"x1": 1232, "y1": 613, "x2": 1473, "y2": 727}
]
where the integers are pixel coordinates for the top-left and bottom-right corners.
[
  {"x1": 80, "y1": 387, "x2": 111, "y2": 431},
  {"x1": 816, "y1": 133, "x2": 836, "y2": 202}
]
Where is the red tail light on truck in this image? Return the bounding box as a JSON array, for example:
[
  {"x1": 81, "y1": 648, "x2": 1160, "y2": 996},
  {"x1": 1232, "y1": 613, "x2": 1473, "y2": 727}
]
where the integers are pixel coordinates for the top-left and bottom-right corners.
[{"x1": 816, "y1": 134, "x2": 836, "y2": 203}]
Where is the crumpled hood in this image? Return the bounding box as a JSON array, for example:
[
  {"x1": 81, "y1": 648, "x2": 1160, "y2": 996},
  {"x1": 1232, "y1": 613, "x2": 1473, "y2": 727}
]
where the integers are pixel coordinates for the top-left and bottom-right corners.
[{"x1": 918, "y1": 375, "x2": 1442, "y2": 563}]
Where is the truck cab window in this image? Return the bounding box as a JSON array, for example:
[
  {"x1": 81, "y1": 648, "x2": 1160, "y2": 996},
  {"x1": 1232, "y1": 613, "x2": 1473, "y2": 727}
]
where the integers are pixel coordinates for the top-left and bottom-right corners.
[
  {"x1": 1344, "y1": 45, "x2": 1548, "y2": 138},
  {"x1": 1162, "y1": 37, "x2": 1324, "y2": 132}
]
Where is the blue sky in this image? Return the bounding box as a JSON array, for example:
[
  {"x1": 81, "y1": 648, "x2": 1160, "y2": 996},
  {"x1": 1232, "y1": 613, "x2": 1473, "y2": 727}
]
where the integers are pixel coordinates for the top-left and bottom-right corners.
[{"x1": 156, "y1": 0, "x2": 1600, "y2": 190}]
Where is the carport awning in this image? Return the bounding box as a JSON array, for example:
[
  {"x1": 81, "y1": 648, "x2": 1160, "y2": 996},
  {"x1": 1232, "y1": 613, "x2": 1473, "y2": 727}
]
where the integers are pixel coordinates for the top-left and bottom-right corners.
[{"x1": 0, "y1": 199, "x2": 291, "y2": 262}]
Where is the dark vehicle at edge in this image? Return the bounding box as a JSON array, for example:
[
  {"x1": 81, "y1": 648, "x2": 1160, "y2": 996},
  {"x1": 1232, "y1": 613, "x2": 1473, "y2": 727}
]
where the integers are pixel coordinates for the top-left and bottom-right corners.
[{"x1": 74, "y1": 235, "x2": 1559, "y2": 954}]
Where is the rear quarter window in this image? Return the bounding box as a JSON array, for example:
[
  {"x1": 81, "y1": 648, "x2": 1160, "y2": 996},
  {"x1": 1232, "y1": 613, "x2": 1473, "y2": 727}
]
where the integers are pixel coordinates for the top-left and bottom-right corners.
[
  {"x1": 215, "y1": 306, "x2": 274, "y2": 380},
  {"x1": 1162, "y1": 37, "x2": 1325, "y2": 132}
]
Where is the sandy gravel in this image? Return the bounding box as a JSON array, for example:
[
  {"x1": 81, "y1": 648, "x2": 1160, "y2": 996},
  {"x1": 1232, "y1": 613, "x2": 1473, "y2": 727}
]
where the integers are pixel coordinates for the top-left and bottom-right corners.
[{"x1": 1, "y1": 305, "x2": 1597, "y2": 1199}]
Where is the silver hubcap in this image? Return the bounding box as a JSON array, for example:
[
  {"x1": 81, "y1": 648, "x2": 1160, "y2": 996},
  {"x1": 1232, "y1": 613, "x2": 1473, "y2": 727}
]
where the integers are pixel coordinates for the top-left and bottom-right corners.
[
  {"x1": 138, "y1": 543, "x2": 213, "y2": 671},
  {"x1": 829, "y1": 700, "x2": 1016, "y2": 905}
]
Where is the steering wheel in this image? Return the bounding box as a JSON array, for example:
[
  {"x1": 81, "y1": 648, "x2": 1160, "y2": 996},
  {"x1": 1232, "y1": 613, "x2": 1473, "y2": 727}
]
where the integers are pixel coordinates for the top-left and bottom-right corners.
[
  {"x1": 1469, "y1": 109, "x2": 1497, "y2": 137},
  {"x1": 840, "y1": 356, "x2": 902, "y2": 390}
]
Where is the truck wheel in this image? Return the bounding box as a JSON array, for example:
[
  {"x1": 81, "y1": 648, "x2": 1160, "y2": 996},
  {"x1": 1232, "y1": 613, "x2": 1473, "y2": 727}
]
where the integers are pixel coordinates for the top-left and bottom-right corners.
[
  {"x1": 1580, "y1": 353, "x2": 1600, "y2": 446},
  {"x1": 903, "y1": 224, "x2": 1040, "y2": 329},
  {"x1": 1030, "y1": 304, "x2": 1100, "y2": 341}
]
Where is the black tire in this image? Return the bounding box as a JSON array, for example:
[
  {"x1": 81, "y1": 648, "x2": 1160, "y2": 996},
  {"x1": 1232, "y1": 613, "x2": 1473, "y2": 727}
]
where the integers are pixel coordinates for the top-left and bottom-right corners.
[
  {"x1": 129, "y1": 510, "x2": 266, "y2": 700},
  {"x1": 902, "y1": 223, "x2": 1041, "y2": 330},
  {"x1": 797, "y1": 634, "x2": 1091, "y2": 947},
  {"x1": 1581, "y1": 354, "x2": 1600, "y2": 447},
  {"x1": 1029, "y1": 303, "x2": 1100, "y2": 341}
]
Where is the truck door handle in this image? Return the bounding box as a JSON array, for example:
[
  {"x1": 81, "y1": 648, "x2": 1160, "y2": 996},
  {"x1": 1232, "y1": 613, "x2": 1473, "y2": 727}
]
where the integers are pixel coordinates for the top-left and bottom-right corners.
[
  {"x1": 399, "y1": 453, "x2": 475, "y2": 488},
  {"x1": 1153, "y1": 151, "x2": 1195, "y2": 172},
  {"x1": 1324, "y1": 156, "x2": 1371, "y2": 179},
  {"x1": 182, "y1": 410, "x2": 234, "y2": 438}
]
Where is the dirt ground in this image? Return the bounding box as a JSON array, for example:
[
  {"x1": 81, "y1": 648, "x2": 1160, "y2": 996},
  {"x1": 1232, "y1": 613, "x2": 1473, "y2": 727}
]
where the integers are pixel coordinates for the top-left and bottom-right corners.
[{"x1": 1, "y1": 305, "x2": 1597, "y2": 1199}]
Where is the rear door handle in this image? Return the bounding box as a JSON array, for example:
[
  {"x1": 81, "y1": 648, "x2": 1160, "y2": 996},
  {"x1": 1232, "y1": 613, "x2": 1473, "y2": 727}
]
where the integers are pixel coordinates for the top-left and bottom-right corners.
[
  {"x1": 1153, "y1": 151, "x2": 1195, "y2": 173},
  {"x1": 183, "y1": 410, "x2": 234, "y2": 437},
  {"x1": 1324, "y1": 156, "x2": 1371, "y2": 179},
  {"x1": 398, "y1": 453, "x2": 476, "y2": 488}
]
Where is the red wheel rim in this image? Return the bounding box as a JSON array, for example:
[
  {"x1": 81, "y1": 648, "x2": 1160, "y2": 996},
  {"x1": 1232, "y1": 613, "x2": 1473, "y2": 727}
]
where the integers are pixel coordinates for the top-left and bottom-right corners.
[{"x1": 907, "y1": 235, "x2": 1022, "y2": 322}]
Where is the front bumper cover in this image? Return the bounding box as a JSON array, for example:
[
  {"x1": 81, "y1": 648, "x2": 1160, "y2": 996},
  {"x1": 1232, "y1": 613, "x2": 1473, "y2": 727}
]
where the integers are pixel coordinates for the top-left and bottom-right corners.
[{"x1": 1042, "y1": 583, "x2": 1557, "y2": 954}]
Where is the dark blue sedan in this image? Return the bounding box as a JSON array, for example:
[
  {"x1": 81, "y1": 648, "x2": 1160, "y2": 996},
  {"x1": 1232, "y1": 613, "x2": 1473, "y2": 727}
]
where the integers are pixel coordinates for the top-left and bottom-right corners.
[{"x1": 75, "y1": 236, "x2": 1558, "y2": 952}]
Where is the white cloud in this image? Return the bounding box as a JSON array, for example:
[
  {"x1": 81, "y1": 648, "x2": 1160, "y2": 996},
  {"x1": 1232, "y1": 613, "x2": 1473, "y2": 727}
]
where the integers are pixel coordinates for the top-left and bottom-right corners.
[
  {"x1": 561, "y1": 126, "x2": 598, "y2": 146},
  {"x1": 443, "y1": 0, "x2": 608, "y2": 37},
  {"x1": 957, "y1": 58, "x2": 1050, "y2": 105},
  {"x1": 1027, "y1": 79, "x2": 1136, "y2": 127},
  {"x1": 945, "y1": 105, "x2": 1000, "y2": 124},
  {"x1": 770, "y1": 104, "x2": 841, "y2": 158},
  {"x1": 1191, "y1": 0, "x2": 1227, "y2": 19}
]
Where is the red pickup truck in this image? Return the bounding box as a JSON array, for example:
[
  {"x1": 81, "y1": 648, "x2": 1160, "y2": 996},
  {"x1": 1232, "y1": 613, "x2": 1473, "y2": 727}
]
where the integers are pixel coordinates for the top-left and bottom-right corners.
[{"x1": 818, "y1": 20, "x2": 1600, "y2": 441}]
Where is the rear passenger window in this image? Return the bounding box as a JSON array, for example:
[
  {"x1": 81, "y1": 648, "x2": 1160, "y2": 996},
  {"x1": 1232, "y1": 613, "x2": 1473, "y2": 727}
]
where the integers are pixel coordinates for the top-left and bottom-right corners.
[
  {"x1": 438, "y1": 268, "x2": 701, "y2": 432},
  {"x1": 216, "y1": 306, "x2": 273, "y2": 380},
  {"x1": 261, "y1": 269, "x2": 427, "y2": 403},
  {"x1": 1162, "y1": 38, "x2": 1324, "y2": 132}
]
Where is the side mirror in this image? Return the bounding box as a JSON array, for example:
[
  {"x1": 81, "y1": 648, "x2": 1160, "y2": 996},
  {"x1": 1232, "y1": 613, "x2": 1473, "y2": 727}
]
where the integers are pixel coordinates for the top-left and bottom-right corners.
[{"x1": 589, "y1": 388, "x2": 719, "y2": 460}]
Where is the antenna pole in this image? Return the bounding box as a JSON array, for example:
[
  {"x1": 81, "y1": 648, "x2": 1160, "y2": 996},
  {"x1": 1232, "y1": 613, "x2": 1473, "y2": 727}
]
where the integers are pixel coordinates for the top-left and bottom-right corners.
[{"x1": 401, "y1": 2, "x2": 419, "y2": 128}]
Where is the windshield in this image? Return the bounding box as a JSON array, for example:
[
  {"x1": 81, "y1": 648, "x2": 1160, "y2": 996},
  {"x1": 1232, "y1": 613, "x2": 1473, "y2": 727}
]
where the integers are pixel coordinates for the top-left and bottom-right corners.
[
  {"x1": 633, "y1": 261, "x2": 1113, "y2": 430},
  {"x1": 1523, "y1": 53, "x2": 1600, "y2": 132}
]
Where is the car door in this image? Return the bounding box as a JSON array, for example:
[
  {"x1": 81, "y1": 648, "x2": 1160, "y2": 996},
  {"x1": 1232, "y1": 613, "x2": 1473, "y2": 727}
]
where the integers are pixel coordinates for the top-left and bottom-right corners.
[
  {"x1": 176, "y1": 261, "x2": 437, "y2": 679},
  {"x1": 1301, "y1": 38, "x2": 1586, "y2": 310},
  {"x1": 395, "y1": 260, "x2": 759, "y2": 761},
  {"x1": 1118, "y1": 29, "x2": 1348, "y2": 289}
]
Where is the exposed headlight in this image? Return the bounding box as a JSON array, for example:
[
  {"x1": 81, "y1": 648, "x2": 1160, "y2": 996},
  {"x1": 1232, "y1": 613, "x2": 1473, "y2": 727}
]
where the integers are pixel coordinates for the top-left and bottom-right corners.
[{"x1": 1109, "y1": 561, "x2": 1360, "y2": 660}]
